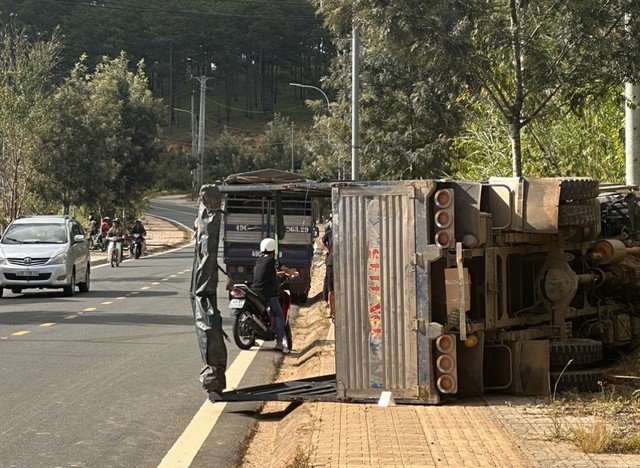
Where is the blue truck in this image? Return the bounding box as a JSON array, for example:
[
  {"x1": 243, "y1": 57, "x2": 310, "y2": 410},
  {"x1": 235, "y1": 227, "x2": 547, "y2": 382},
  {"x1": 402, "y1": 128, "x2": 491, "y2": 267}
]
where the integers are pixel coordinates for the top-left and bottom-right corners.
[{"x1": 219, "y1": 169, "x2": 319, "y2": 303}]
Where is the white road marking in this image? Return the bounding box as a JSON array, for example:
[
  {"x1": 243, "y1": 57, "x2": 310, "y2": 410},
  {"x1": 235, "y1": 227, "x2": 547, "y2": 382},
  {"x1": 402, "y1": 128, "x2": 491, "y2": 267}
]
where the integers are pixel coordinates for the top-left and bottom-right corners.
[{"x1": 157, "y1": 345, "x2": 262, "y2": 468}]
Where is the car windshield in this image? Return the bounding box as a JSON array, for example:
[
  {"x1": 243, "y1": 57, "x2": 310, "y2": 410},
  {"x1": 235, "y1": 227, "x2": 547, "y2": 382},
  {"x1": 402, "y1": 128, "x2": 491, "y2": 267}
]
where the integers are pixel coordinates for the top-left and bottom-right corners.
[{"x1": 1, "y1": 223, "x2": 67, "y2": 244}]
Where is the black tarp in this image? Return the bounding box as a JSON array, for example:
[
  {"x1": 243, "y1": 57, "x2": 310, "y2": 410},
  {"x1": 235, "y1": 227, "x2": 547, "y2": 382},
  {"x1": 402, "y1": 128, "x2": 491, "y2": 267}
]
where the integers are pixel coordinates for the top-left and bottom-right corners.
[{"x1": 190, "y1": 185, "x2": 227, "y2": 394}]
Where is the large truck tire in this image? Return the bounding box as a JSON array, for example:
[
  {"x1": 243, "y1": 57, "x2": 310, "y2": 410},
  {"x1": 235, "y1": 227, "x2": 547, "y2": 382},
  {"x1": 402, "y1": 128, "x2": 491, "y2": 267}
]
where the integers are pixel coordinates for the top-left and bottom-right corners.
[
  {"x1": 558, "y1": 200, "x2": 601, "y2": 228},
  {"x1": 549, "y1": 339, "x2": 603, "y2": 370},
  {"x1": 559, "y1": 178, "x2": 599, "y2": 202},
  {"x1": 550, "y1": 369, "x2": 604, "y2": 393}
]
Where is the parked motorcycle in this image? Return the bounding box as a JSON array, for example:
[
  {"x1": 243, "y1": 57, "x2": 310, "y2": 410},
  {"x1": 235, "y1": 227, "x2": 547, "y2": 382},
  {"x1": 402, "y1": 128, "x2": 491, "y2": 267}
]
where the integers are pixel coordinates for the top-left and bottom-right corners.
[
  {"x1": 106, "y1": 236, "x2": 125, "y2": 267},
  {"x1": 90, "y1": 231, "x2": 107, "y2": 251},
  {"x1": 130, "y1": 233, "x2": 144, "y2": 259},
  {"x1": 229, "y1": 283, "x2": 293, "y2": 351}
]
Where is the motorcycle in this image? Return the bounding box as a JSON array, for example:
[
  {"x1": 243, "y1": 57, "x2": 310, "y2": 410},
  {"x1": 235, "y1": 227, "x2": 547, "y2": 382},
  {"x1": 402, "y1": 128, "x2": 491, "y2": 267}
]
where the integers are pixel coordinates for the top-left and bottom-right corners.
[
  {"x1": 229, "y1": 281, "x2": 293, "y2": 351},
  {"x1": 106, "y1": 236, "x2": 125, "y2": 267},
  {"x1": 90, "y1": 231, "x2": 107, "y2": 251},
  {"x1": 130, "y1": 233, "x2": 144, "y2": 259}
]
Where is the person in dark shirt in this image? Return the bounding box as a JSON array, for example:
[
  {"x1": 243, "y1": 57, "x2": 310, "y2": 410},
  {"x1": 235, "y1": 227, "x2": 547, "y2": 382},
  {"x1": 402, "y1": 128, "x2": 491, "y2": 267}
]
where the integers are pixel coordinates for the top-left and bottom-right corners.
[
  {"x1": 321, "y1": 220, "x2": 335, "y2": 320},
  {"x1": 252, "y1": 237, "x2": 299, "y2": 353}
]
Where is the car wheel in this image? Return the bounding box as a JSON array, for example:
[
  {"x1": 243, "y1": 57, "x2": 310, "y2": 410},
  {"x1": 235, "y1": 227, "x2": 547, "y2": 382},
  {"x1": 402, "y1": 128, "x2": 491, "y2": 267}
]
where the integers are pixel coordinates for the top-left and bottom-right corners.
[
  {"x1": 0, "y1": 287, "x2": 3, "y2": 298},
  {"x1": 78, "y1": 265, "x2": 90, "y2": 293},
  {"x1": 63, "y1": 270, "x2": 76, "y2": 297}
]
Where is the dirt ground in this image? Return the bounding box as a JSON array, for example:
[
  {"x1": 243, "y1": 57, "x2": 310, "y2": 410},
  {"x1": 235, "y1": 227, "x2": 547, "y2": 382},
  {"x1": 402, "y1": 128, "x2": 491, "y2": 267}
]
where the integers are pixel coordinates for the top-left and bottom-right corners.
[{"x1": 240, "y1": 259, "x2": 334, "y2": 468}]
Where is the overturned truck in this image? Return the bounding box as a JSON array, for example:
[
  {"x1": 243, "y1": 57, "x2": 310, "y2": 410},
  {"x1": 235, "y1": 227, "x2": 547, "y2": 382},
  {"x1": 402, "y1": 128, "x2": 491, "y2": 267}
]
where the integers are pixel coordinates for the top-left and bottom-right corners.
[{"x1": 196, "y1": 177, "x2": 640, "y2": 404}]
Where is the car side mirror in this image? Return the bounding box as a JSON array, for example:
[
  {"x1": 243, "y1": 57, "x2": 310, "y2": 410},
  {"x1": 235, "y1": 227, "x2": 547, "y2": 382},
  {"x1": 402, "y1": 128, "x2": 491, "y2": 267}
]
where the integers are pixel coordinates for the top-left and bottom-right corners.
[{"x1": 73, "y1": 234, "x2": 86, "y2": 243}]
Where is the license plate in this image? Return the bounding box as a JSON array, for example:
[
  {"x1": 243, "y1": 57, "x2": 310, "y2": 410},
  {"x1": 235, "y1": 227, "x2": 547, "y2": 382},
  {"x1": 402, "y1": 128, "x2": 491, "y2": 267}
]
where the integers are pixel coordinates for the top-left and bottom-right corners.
[
  {"x1": 229, "y1": 299, "x2": 245, "y2": 309},
  {"x1": 16, "y1": 270, "x2": 39, "y2": 277}
]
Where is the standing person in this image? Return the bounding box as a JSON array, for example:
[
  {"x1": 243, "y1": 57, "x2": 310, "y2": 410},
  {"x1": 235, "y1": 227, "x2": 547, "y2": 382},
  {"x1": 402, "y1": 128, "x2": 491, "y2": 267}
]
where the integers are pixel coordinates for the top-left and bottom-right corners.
[
  {"x1": 321, "y1": 219, "x2": 335, "y2": 320},
  {"x1": 251, "y1": 238, "x2": 299, "y2": 353}
]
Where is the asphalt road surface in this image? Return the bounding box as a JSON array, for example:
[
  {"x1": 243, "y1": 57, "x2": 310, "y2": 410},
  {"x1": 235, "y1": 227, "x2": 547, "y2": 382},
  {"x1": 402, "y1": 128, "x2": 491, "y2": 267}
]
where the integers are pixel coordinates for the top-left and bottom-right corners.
[{"x1": 0, "y1": 198, "x2": 285, "y2": 467}]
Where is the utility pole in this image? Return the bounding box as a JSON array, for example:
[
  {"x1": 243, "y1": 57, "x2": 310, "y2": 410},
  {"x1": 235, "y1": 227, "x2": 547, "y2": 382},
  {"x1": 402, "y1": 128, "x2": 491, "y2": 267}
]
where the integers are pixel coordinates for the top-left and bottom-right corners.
[
  {"x1": 195, "y1": 76, "x2": 212, "y2": 189},
  {"x1": 625, "y1": 14, "x2": 639, "y2": 186},
  {"x1": 291, "y1": 122, "x2": 295, "y2": 172},
  {"x1": 352, "y1": 25, "x2": 360, "y2": 181}
]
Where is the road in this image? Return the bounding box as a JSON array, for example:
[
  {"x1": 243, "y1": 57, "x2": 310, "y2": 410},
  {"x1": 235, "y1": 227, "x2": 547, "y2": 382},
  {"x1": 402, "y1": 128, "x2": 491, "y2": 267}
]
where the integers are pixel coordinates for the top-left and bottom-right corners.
[{"x1": 0, "y1": 198, "x2": 282, "y2": 467}]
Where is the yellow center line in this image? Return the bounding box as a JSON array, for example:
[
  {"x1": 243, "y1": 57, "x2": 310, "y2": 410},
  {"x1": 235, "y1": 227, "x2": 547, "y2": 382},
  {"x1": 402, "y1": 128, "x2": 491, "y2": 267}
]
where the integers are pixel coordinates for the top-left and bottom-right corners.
[
  {"x1": 160, "y1": 278, "x2": 169, "y2": 282},
  {"x1": 40, "y1": 323, "x2": 56, "y2": 327},
  {"x1": 140, "y1": 286, "x2": 150, "y2": 290},
  {"x1": 152, "y1": 282, "x2": 160, "y2": 285},
  {"x1": 64, "y1": 315, "x2": 77, "y2": 320},
  {"x1": 84, "y1": 307, "x2": 97, "y2": 312},
  {"x1": 101, "y1": 301, "x2": 113, "y2": 305},
  {"x1": 116, "y1": 297, "x2": 126, "y2": 300},
  {"x1": 12, "y1": 331, "x2": 31, "y2": 336},
  {"x1": 169, "y1": 275, "x2": 177, "y2": 278},
  {"x1": 128, "y1": 291, "x2": 140, "y2": 295}
]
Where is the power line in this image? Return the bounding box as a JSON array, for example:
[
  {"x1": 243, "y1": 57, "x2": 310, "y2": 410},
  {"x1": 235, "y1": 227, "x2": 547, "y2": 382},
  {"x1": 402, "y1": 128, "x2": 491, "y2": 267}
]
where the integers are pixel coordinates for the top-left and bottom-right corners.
[
  {"x1": 34, "y1": 0, "x2": 317, "y2": 20},
  {"x1": 205, "y1": 96, "x2": 308, "y2": 114}
]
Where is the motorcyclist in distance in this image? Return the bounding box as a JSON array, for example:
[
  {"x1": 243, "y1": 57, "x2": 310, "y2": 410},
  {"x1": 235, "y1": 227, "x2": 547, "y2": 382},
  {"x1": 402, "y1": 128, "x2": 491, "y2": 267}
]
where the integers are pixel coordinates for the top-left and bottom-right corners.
[
  {"x1": 129, "y1": 218, "x2": 147, "y2": 255},
  {"x1": 251, "y1": 237, "x2": 299, "y2": 353},
  {"x1": 107, "y1": 218, "x2": 128, "y2": 261},
  {"x1": 101, "y1": 217, "x2": 111, "y2": 235}
]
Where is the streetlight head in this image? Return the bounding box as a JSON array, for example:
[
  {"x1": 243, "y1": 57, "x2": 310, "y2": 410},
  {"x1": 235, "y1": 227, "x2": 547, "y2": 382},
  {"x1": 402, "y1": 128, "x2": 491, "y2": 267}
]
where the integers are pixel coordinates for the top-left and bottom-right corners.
[{"x1": 289, "y1": 82, "x2": 301, "y2": 87}]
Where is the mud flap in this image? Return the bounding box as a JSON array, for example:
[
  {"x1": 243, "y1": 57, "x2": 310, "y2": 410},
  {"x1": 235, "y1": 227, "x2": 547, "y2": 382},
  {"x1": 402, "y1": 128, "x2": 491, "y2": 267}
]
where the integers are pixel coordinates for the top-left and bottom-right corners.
[
  {"x1": 486, "y1": 340, "x2": 549, "y2": 396},
  {"x1": 456, "y1": 331, "x2": 485, "y2": 397},
  {"x1": 512, "y1": 340, "x2": 550, "y2": 397},
  {"x1": 190, "y1": 185, "x2": 228, "y2": 394}
]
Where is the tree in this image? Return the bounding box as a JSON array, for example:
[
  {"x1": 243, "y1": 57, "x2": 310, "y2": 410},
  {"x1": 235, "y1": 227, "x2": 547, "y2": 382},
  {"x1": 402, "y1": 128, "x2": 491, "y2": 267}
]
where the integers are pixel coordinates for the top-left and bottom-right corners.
[
  {"x1": 86, "y1": 53, "x2": 166, "y2": 217},
  {"x1": 254, "y1": 114, "x2": 311, "y2": 172},
  {"x1": 315, "y1": 0, "x2": 640, "y2": 178},
  {"x1": 0, "y1": 21, "x2": 61, "y2": 223},
  {"x1": 35, "y1": 53, "x2": 165, "y2": 218}
]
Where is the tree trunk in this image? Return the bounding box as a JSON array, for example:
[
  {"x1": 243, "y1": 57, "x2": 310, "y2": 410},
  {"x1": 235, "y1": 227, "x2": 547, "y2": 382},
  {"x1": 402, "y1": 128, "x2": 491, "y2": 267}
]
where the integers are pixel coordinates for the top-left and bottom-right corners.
[{"x1": 509, "y1": 121, "x2": 522, "y2": 177}]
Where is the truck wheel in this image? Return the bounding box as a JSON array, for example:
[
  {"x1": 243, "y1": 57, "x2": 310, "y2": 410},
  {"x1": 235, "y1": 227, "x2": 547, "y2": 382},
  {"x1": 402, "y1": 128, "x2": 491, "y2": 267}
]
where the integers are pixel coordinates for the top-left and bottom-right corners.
[
  {"x1": 550, "y1": 369, "x2": 604, "y2": 393},
  {"x1": 232, "y1": 311, "x2": 256, "y2": 350},
  {"x1": 284, "y1": 322, "x2": 293, "y2": 351},
  {"x1": 558, "y1": 201, "x2": 600, "y2": 228},
  {"x1": 550, "y1": 339, "x2": 603, "y2": 370},
  {"x1": 559, "y1": 178, "x2": 599, "y2": 201}
]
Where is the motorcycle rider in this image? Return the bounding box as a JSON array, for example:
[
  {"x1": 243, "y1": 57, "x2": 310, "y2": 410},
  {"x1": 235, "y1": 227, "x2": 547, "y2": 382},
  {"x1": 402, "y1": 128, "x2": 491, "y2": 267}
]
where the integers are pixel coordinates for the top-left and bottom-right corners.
[
  {"x1": 129, "y1": 218, "x2": 147, "y2": 255},
  {"x1": 87, "y1": 215, "x2": 99, "y2": 249},
  {"x1": 107, "y1": 218, "x2": 128, "y2": 262},
  {"x1": 251, "y1": 238, "x2": 299, "y2": 353}
]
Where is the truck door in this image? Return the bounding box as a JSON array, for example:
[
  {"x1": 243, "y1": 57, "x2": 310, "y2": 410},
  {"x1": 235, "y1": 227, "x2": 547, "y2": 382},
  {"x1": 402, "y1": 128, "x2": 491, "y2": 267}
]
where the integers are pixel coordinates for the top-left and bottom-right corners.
[{"x1": 333, "y1": 181, "x2": 438, "y2": 402}]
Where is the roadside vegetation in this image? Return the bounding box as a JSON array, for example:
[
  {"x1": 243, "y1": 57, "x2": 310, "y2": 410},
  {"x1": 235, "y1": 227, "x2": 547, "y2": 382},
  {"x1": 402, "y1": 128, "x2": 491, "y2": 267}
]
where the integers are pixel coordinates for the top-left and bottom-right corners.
[{"x1": 548, "y1": 347, "x2": 640, "y2": 454}]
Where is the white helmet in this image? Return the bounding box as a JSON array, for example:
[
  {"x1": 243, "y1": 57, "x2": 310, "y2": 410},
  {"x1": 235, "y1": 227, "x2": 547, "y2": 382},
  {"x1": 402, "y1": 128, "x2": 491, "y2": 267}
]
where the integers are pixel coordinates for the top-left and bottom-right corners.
[{"x1": 260, "y1": 238, "x2": 276, "y2": 252}]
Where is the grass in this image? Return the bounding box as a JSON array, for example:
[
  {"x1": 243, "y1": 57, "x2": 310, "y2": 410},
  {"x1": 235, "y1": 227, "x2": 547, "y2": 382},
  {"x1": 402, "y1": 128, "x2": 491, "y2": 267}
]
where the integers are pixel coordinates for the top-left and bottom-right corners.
[
  {"x1": 547, "y1": 380, "x2": 640, "y2": 454},
  {"x1": 285, "y1": 445, "x2": 314, "y2": 468}
]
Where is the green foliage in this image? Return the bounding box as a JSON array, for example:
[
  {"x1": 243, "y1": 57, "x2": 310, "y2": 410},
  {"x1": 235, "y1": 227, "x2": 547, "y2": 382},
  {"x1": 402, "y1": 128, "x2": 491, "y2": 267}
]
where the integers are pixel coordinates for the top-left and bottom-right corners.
[
  {"x1": 35, "y1": 53, "x2": 165, "y2": 217},
  {"x1": 0, "y1": 20, "x2": 61, "y2": 222},
  {"x1": 453, "y1": 91, "x2": 625, "y2": 182},
  {"x1": 314, "y1": 0, "x2": 640, "y2": 179},
  {"x1": 253, "y1": 114, "x2": 311, "y2": 173}
]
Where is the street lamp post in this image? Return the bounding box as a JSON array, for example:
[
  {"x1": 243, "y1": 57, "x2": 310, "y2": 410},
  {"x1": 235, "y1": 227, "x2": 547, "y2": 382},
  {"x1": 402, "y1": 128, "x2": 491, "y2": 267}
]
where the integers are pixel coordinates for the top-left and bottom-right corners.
[{"x1": 289, "y1": 82, "x2": 330, "y2": 111}]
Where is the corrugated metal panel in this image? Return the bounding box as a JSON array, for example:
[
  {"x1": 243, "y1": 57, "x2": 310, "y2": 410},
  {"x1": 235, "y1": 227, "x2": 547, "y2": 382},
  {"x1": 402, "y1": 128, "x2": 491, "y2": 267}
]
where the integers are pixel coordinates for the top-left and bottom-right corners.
[{"x1": 333, "y1": 181, "x2": 434, "y2": 400}]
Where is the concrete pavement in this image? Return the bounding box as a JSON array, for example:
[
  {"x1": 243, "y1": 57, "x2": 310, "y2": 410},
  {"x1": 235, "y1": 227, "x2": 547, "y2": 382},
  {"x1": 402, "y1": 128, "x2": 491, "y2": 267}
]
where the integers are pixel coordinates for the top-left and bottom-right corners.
[{"x1": 244, "y1": 273, "x2": 640, "y2": 468}]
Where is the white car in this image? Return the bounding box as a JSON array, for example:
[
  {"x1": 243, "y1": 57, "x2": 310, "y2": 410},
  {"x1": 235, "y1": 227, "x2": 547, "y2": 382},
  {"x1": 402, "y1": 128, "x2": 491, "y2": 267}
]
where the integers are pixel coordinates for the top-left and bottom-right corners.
[{"x1": 0, "y1": 215, "x2": 91, "y2": 297}]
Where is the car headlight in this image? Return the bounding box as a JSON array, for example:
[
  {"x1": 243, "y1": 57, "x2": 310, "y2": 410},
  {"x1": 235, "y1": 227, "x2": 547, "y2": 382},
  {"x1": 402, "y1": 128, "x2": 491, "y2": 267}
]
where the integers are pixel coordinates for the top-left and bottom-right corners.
[{"x1": 50, "y1": 252, "x2": 67, "y2": 265}]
